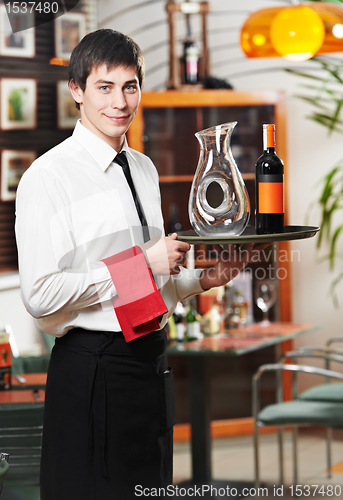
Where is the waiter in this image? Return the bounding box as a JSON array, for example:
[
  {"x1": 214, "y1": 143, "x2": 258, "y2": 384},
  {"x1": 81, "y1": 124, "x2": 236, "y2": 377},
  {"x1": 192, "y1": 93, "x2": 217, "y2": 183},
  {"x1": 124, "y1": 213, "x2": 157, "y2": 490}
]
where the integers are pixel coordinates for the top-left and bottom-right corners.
[{"x1": 15, "y1": 29, "x2": 265, "y2": 499}]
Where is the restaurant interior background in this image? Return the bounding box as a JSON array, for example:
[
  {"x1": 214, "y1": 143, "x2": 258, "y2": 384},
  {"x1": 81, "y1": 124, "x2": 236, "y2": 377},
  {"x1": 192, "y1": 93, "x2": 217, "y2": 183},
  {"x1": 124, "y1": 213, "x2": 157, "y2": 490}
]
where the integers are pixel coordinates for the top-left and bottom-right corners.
[{"x1": 0, "y1": 0, "x2": 342, "y2": 396}]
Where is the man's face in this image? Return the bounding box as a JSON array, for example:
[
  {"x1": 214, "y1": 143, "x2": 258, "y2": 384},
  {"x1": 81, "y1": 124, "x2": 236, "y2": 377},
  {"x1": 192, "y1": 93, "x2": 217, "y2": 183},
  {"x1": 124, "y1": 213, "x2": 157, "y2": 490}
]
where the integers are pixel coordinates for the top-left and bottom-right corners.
[{"x1": 70, "y1": 63, "x2": 141, "y2": 151}]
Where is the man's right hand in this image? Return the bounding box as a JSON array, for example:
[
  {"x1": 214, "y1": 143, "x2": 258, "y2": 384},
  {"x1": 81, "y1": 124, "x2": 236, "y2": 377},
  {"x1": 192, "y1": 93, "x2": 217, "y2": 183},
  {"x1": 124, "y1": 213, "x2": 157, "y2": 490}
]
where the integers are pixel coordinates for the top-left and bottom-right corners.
[{"x1": 144, "y1": 233, "x2": 191, "y2": 276}]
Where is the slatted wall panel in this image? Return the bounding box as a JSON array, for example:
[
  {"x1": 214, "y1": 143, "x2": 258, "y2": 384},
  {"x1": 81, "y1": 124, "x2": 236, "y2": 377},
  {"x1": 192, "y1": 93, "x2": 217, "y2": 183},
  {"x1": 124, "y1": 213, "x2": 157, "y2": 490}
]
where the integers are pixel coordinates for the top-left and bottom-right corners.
[
  {"x1": 97, "y1": 0, "x2": 325, "y2": 91},
  {"x1": 0, "y1": 0, "x2": 94, "y2": 272},
  {"x1": 0, "y1": 203, "x2": 17, "y2": 271}
]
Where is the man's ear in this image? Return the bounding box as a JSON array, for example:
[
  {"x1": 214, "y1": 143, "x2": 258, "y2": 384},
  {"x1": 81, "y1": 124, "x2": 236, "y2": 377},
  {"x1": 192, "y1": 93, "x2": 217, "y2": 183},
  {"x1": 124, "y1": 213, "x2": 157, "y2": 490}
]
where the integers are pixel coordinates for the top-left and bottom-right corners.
[{"x1": 69, "y1": 80, "x2": 83, "y2": 105}]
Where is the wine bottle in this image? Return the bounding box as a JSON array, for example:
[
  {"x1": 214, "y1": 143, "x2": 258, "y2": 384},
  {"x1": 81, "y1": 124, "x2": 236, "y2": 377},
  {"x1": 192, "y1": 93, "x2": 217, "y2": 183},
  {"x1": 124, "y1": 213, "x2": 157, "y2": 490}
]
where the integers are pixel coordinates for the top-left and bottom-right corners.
[
  {"x1": 173, "y1": 301, "x2": 186, "y2": 341},
  {"x1": 255, "y1": 124, "x2": 284, "y2": 234},
  {"x1": 183, "y1": 11, "x2": 199, "y2": 85},
  {"x1": 185, "y1": 297, "x2": 201, "y2": 339},
  {"x1": 167, "y1": 315, "x2": 177, "y2": 340},
  {"x1": 183, "y1": 40, "x2": 199, "y2": 84}
]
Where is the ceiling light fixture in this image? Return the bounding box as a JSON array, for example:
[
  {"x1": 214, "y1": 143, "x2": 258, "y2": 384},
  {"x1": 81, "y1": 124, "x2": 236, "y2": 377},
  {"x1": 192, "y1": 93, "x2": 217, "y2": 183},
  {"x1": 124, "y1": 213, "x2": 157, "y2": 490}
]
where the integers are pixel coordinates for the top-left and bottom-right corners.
[{"x1": 240, "y1": 1, "x2": 343, "y2": 61}]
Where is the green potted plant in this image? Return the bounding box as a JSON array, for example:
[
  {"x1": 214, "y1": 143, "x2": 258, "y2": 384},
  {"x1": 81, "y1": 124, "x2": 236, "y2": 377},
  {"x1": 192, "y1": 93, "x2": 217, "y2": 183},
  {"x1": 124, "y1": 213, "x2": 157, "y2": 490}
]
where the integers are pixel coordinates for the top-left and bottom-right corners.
[{"x1": 286, "y1": 56, "x2": 343, "y2": 304}]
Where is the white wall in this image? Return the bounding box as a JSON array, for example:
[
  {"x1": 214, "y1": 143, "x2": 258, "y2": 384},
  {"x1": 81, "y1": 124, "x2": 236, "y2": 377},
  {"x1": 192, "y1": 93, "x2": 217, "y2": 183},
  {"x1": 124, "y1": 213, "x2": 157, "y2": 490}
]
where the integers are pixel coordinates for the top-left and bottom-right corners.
[{"x1": 98, "y1": 0, "x2": 343, "y2": 373}]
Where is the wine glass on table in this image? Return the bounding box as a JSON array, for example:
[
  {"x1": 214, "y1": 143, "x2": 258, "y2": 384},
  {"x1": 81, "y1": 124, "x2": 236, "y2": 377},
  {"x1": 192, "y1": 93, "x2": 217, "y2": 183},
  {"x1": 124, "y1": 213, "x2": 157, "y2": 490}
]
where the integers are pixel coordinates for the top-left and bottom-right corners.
[{"x1": 254, "y1": 278, "x2": 277, "y2": 326}]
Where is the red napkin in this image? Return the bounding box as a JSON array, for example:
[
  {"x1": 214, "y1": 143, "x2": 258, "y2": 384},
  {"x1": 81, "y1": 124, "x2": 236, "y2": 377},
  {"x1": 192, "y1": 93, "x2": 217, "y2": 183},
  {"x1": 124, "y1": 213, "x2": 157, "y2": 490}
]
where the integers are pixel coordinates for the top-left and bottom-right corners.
[{"x1": 102, "y1": 246, "x2": 168, "y2": 342}]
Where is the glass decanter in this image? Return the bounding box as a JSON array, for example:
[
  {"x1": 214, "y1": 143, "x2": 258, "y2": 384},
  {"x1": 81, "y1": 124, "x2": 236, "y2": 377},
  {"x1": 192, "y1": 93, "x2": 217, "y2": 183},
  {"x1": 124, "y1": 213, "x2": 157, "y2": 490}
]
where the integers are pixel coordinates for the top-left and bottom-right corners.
[{"x1": 189, "y1": 122, "x2": 250, "y2": 237}]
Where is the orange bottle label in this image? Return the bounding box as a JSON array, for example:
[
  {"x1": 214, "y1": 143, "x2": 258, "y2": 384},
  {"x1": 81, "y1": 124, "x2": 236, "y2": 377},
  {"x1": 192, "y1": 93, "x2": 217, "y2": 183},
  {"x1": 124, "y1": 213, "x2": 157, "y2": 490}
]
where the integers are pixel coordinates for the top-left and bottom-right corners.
[{"x1": 258, "y1": 182, "x2": 284, "y2": 214}]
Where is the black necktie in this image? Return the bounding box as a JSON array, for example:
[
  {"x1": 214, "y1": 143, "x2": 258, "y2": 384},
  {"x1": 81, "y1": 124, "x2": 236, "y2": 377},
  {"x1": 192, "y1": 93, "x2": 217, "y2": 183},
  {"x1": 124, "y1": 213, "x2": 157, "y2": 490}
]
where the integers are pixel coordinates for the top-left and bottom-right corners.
[{"x1": 115, "y1": 151, "x2": 150, "y2": 243}]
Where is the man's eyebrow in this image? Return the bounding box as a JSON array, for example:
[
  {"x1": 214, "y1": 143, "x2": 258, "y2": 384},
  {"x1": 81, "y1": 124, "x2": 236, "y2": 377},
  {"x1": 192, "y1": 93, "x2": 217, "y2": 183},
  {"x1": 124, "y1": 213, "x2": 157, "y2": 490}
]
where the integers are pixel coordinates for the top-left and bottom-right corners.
[
  {"x1": 94, "y1": 79, "x2": 138, "y2": 85},
  {"x1": 94, "y1": 79, "x2": 114, "y2": 85}
]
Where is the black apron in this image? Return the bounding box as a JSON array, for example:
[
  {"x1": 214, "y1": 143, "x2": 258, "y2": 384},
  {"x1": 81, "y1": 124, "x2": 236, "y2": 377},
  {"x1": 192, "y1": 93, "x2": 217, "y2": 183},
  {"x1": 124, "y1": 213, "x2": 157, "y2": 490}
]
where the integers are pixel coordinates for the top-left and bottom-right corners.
[{"x1": 40, "y1": 327, "x2": 176, "y2": 500}]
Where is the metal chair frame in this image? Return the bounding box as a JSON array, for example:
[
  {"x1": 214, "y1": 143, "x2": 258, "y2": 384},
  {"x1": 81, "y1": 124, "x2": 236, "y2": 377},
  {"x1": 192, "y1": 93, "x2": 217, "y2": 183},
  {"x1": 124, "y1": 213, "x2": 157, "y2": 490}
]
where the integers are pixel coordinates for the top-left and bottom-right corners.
[
  {"x1": 278, "y1": 346, "x2": 343, "y2": 479},
  {"x1": 253, "y1": 363, "x2": 343, "y2": 488},
  {"x1": 0, "y1": 425, "x2": 43, "y2": 468}
]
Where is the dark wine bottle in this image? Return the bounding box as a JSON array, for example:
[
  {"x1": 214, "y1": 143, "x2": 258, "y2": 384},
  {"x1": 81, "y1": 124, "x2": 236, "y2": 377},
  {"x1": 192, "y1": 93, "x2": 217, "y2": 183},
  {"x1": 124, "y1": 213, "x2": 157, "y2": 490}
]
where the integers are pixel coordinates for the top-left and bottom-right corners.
[
  {"x1": 183, "y1": 11, "x2": 199, "y2": 84},
  {"x1": 255, "y1": 124, "x2": 284, "y2": 234},
  {"x1": 183, "y1": 40, "x2": 199, "y2": 84}
]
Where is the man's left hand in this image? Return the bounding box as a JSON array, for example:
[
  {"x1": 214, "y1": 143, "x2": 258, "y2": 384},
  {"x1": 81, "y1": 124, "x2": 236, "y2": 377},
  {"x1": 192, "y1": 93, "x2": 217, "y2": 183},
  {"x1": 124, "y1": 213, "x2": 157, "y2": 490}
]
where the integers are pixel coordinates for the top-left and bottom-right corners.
[{"x1": 199, "y1": 242, "x2": 271, "y2": 291}]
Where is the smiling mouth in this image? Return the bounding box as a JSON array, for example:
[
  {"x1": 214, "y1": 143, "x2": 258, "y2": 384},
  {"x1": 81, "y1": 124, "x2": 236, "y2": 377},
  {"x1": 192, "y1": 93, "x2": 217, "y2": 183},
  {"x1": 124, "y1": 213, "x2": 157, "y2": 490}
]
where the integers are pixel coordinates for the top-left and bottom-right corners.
[{"x1": 105, "y1": 114, "x2": 129, "y2": 121}]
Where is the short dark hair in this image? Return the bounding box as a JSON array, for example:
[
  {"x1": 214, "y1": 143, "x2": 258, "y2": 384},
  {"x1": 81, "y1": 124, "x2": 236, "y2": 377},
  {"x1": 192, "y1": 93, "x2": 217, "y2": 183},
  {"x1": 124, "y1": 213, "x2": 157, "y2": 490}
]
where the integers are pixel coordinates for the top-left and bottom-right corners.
[{"x1": 69, "y1": 29, "x2": 145, "y2": 110}]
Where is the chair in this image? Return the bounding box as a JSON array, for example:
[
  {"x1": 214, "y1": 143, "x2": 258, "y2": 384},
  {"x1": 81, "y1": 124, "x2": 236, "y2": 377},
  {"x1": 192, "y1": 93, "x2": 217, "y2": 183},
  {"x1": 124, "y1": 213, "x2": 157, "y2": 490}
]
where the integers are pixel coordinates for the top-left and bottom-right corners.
[
  {"x1": 39, "y1": 330, "x2": 55, "y2": 354},
  {"x1": 253, "y1": 362, "x2": 343, "y2": 488},
  {"x1": 0, "y1": 402, "x2": 44, "y2": 490},
  {"x1": 280, "y1": 345, "x2": 343, "y2": 478}
]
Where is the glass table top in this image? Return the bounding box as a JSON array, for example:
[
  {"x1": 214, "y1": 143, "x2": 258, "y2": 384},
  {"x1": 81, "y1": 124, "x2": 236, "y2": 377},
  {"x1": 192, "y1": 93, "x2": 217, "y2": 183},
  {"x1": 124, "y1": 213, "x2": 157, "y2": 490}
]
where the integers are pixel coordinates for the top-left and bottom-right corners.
[{"x1": 166, "y1": 322, "x2": 318, "y2": 356}]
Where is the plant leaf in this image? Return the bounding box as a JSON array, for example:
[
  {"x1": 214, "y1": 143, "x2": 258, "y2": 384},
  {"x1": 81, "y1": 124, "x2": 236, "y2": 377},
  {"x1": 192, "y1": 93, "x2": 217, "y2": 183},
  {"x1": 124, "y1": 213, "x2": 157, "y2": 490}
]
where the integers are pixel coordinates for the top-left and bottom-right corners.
[{"x1": 329, "y1": 224, "x2": 343, "y2": 268}]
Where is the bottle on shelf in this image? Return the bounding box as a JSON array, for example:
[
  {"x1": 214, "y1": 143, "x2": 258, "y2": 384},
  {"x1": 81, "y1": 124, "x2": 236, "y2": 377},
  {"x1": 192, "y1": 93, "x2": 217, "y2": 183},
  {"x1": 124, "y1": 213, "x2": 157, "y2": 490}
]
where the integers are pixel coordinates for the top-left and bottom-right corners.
[
  {"x1": 183, "y1": 40, "x2": 199, "y2": 84},
  {"x1": 173, "y1": 301, "x2": 186, "y2": 341},
  {"x1": 182, "y1": 12, "x2": 199, "y2": 85},
  {"x1": 167, "y1": 314, "x2": 177, "y2": 340},
  {"x1": 202, "y1": 298, "x2": 222, "y2": 335},
  {"x1": 0, "y1": 330, "x2": 12, "y2": 390},
  {"x1": 231, "y1": 289, "x2": 248, "y2": 328},
  {"x1": 223, "y1": 283, "x2": 249, "y2": 330},
  {"x1": 255, "y1": 123, "x2": 284, "y2": 234},
  {"x1": 185, "y1": 297, "x2": 202, "y2": 340}
]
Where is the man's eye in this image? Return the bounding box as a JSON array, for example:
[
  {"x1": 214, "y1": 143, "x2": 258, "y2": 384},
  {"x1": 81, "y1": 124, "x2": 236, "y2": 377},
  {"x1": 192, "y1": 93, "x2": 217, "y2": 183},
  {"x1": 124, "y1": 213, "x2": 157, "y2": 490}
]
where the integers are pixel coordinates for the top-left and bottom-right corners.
[
  {"x1": 125, "y1": 85, "x2": 137, "y2": 93},
  {"x1": 99, "y1": 86, "x2": 110, "y2": 91}
]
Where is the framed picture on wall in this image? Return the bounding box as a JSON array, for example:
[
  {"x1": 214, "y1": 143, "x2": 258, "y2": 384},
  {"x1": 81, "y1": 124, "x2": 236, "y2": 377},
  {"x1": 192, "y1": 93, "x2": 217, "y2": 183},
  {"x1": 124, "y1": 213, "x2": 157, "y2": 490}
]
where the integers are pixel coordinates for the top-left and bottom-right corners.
[
  {"x1": 57, "y1": 80, "x2": 80, "y2": 129},
  {"x1": 0, "y1": 149, "x2": 36, "y2": 201},
  {"x1": 0, "y1": 78, "x2": 37, "y2": 130},
  {"x1": 54, "y1": 12, "x2": 86, "y2": 60},
  {"x1": 0, "y1": 5, "x2": 35, "y2": 57}
]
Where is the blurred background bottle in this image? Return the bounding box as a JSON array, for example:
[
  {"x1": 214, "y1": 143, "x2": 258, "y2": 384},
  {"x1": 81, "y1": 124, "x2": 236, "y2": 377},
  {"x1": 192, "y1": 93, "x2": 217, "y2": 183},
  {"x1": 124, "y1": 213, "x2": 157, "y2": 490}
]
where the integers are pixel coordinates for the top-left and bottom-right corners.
[
  {"x1": 230, "y1": 288, "x2": 248, "y2": 328},
  {"x1": 182, "y1": 9, "x2": 199, "y2": 84},
  {"x1": 185, "y1": 297, "x2": 202, "y2": 339},
  {"x1": 223, "y1": 272, "x2": 253, "y2": 330},
  {"x1": 183, "y1": 39, "x2": 199, "y2": 84},
  {"x1": 173, "y1": 301, "x2": 186, "y2": 341},
  {"x1": 201, "y1": 287, "x2": 225, "y2": 335}
]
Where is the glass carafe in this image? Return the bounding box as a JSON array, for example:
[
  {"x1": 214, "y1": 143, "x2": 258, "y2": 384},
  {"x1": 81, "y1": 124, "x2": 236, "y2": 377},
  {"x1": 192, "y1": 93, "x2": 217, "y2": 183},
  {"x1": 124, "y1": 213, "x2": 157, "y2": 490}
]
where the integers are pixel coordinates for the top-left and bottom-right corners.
[{"x1": 189, "y1": 122, "x2": 250, "y2": 237}]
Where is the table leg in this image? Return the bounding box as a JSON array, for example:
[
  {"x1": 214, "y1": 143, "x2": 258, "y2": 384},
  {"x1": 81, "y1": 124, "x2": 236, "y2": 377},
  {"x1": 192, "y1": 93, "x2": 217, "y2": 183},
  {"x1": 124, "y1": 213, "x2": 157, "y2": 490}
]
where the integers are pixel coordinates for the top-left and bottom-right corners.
[
  {"x1": 189, "y1": 356, "x2": 211, "y2": 483},
  {"x1": 177, "y1": 355, "x2": 269, "y2": 499}
]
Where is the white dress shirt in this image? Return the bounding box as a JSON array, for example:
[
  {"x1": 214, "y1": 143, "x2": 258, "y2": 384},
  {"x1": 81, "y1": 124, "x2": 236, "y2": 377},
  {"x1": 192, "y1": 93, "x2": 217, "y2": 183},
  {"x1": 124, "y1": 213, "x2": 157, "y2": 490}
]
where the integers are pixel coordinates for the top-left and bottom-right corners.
[{"x1": 15, "y1": 120, "x2": 203, "y2": 337}]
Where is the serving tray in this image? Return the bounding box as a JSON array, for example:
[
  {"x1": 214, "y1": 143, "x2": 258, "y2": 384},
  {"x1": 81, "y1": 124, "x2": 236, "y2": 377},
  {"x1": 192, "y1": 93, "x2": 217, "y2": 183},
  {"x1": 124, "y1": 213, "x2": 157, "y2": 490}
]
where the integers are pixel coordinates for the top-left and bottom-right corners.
[{"x1": 176, "y1": 225, "x2": 320, "y2": 244}]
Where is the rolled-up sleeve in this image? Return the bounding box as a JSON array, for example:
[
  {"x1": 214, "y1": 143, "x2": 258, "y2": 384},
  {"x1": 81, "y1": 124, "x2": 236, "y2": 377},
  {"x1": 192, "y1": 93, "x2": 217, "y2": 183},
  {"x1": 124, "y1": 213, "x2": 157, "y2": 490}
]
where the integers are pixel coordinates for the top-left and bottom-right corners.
[{"x1": 172, "y1": 266, "x2": 204, "y2": 302}]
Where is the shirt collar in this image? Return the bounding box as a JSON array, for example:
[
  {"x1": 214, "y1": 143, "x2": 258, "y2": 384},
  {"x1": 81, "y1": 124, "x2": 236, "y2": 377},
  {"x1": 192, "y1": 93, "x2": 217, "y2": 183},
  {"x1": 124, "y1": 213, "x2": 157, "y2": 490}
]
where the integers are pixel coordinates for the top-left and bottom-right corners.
[
  {"x1": 114, "y1": 137, "x2": 131, "y2": 159},
  {"x1": 72, "y1": 120, "x2": 131, "y2": 172}
]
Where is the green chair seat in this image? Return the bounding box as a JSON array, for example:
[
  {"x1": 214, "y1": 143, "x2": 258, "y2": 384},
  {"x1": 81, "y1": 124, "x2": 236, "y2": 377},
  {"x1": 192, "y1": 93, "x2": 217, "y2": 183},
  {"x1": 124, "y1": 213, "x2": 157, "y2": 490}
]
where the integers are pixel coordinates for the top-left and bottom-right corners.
[
  {"x1": 299, "y1": 383, "x2": 343, "y2": 402},
  {"x1": 12, "y1": 355, "x2": 50, "y2": 375},
  {"x1": 258, "y1": 400, "x2": 343, "y2": 428},
  {"x1": 40, "y1": 331, "x2": 55, "y2": 353},
  {"x1": 0, "y1": 402, "x2": 44, "y2": 424}
]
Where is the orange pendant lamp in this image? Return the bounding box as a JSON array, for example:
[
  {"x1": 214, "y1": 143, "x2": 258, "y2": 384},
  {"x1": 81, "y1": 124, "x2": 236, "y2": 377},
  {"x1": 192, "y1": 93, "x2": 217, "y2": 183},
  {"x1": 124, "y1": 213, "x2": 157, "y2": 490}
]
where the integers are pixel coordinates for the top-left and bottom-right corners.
[{"x1": 240, "y1": 1, "x2": 343, "y2": 61}]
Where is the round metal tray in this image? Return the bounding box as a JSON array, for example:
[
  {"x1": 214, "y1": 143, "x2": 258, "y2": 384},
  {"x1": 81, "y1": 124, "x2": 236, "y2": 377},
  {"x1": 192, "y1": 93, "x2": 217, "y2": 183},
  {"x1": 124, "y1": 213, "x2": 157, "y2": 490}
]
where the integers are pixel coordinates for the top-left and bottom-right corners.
[{"x1": 176, "y1": 225, "x2": 320, "y2": 244}]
